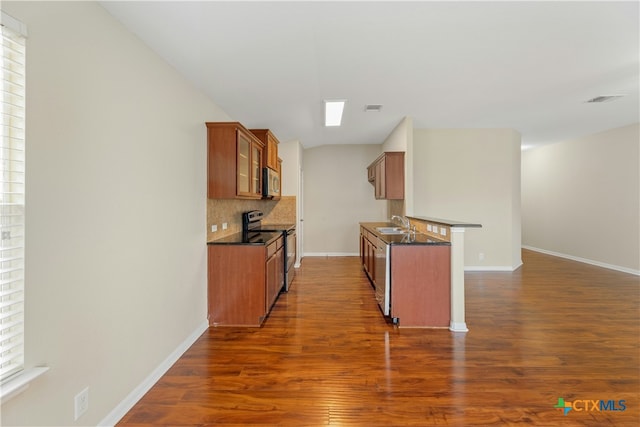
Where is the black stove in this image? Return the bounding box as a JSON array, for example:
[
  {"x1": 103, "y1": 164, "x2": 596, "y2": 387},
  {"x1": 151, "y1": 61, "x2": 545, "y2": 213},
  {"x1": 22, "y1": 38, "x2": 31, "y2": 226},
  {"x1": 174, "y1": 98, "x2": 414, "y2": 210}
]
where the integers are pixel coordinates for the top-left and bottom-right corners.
[
  {"x1": 242, "y1": 210, "x2": 296, "y2": 291},
  {"x1": 243, "y1": 210, "x2": 294, "y2": 233}
]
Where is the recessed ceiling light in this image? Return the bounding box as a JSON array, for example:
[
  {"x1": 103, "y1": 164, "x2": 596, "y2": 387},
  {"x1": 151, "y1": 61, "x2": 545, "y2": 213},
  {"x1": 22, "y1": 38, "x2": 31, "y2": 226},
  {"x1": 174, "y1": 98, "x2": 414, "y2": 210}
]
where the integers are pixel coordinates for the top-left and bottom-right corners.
[
  {"x1": 324, "y1": 100, "x2": 346, "y2": 126},
  {"x1": 364, "y1": 104, "x2": 383, "y2": 112},
  {"x1": 585, "y1": 95, "x2": 625, "y2": 103}
]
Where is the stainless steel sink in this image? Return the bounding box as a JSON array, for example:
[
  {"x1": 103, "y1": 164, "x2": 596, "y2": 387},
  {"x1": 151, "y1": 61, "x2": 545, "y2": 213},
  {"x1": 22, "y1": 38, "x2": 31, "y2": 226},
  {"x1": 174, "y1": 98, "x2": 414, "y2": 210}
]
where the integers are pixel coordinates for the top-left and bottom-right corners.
[{"x1": 375, "y1": 226, "x2": 407, "y2": 235}]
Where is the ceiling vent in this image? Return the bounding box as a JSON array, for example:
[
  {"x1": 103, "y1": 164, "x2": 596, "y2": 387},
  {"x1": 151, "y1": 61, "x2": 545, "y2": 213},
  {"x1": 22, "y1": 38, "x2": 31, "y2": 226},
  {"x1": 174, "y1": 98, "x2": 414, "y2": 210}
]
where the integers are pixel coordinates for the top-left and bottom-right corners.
[
  {"x1": 364, "y1": 104, "x2": 383, "y2": 112},
  {"x1": 585, "y1": 95, "x2": 625, "y2": 103}
]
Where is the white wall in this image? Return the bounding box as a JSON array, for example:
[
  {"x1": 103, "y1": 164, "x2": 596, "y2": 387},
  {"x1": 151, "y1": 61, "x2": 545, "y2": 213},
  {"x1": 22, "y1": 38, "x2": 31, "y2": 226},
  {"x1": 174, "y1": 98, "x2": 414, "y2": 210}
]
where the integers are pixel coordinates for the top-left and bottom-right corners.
[
  {"x1": 1, "y1": 2, "x2": 230, "y2": 425},
  {"x1": 303, "y1": 144, "x2": 386, "y2": 255},
  {"x1": 412, "y1": 129, "x2": 522, "y2": 270},
  {"x1": 522, "y1": 123, "x2": 640, "y2": 274}
]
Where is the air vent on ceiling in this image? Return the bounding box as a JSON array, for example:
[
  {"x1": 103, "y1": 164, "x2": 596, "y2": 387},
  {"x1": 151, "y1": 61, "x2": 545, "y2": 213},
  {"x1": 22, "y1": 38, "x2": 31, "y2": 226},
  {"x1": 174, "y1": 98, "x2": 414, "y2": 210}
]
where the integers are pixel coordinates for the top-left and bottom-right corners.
[
  {"x1": 585, "y1": 95, "x2": 625, "y2": 103},
  {"x1": 364, "y1": 104, "x2": 383, "y2": 112}
]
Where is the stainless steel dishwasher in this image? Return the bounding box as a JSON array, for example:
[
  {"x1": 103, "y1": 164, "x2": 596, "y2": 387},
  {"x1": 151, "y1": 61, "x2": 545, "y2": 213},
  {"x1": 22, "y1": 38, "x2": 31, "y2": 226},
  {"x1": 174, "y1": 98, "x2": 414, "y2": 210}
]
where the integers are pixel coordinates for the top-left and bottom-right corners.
[{"x1": 374, "y1": 237, "x2": 390, "y2": 316}]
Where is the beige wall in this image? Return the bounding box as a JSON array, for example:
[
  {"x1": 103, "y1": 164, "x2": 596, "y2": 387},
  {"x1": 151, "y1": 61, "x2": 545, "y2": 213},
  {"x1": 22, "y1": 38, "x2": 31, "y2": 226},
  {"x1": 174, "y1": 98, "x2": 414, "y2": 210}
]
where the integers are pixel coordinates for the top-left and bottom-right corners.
[
  {"x1": 522, "y1": 123, "x2": 640, "y2": 273},
  {"x1": 1, "y1": 2, "x2": 229, "y2": 425},
  {"x1": 303, "y1": 144, "x2": 387, "y2": 255},
  {"x1": 412, "y1": 129, "x2": 522, "y2": 270},
  {"x1": 300, "y1": 124, "x2": 523, "y2": 268},
  {"x1": 382, "y1": 116, "x2": 411, "y2": 152}
]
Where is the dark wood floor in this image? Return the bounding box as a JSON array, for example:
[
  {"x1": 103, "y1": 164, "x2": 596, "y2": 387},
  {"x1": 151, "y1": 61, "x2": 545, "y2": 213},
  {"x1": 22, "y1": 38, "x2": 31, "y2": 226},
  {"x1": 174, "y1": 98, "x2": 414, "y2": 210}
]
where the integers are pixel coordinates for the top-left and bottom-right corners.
[{"x1": 118, "y1": 250, "x2": 639, "y2": 426}]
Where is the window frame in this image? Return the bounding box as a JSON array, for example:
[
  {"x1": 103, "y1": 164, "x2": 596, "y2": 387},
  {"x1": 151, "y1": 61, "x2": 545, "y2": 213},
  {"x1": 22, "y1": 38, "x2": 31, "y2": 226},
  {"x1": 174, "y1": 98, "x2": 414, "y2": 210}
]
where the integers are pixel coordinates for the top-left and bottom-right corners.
[{"x1": 0, "y1": 10, "x2": 47, "y2": 404}]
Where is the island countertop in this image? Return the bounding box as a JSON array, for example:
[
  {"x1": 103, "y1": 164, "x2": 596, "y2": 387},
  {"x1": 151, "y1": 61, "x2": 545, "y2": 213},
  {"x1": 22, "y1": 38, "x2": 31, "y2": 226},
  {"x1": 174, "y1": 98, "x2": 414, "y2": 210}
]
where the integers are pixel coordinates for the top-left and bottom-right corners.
[
  {"x1": 359, "y1": 222, "x2": 451, "y2": 246},
  {"x1": 407, "y1": 216, "x2": 482, "y2": 228}
]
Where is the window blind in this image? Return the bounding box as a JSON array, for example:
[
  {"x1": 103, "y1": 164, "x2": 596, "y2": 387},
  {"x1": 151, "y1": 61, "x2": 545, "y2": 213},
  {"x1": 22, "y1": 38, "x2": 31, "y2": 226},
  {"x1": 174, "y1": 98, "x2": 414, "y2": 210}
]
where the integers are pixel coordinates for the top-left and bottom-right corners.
[{"x1": 0, "y1": 18, "x2": 26, "y2": 383}]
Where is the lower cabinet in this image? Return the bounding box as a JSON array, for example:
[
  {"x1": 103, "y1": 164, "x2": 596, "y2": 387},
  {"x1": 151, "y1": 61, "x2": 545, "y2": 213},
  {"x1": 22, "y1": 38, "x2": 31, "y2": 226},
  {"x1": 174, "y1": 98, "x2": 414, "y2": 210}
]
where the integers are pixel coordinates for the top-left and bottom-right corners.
[
  {"x1": 360, "y1": 226, "x2": 377, "y2": 285},
  {"x1": 390, "y1": 245, "x2": 450, "y2": 327},
  {"x1": 265, "y1": 236, "x2": 284, "y2": 311},
  {"x1": 208, "y1": 236, "x2": 284, "y2": 327}
]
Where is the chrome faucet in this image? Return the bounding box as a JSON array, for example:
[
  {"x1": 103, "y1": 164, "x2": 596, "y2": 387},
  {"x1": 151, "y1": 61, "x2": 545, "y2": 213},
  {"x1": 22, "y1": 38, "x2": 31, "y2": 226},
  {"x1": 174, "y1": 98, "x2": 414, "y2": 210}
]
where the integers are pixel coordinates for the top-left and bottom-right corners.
[{"x1": 391, "y1": 215, "x2": 410, "y2": 230}]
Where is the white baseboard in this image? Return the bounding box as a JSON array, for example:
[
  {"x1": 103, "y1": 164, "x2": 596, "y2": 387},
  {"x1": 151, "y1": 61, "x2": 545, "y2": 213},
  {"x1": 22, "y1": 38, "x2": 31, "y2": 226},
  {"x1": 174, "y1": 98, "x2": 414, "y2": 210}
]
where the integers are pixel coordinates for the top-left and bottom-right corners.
[
  {"x1": 98, "y1": 319, "x2": 209, "y2": 427},
  {"x1": 449, "y1": 322, "x2": 469, "y2": 332},
  {"x1": 303, "y1": 252, "x2": 359, "y2": 257},
  {"x1": 465, "y1": 265, "x2": 518, "y2": 272},
  {"x1": 522, "y1": 245, "x2": 640, "y2": 276}
]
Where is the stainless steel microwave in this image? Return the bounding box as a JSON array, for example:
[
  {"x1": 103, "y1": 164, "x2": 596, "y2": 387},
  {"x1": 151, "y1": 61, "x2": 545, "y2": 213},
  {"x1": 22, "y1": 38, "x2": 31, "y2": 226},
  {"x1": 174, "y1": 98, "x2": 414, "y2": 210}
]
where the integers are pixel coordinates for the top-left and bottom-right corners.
[{"x1": 262, "y1": 167, "x2": 280, "y2": 198}]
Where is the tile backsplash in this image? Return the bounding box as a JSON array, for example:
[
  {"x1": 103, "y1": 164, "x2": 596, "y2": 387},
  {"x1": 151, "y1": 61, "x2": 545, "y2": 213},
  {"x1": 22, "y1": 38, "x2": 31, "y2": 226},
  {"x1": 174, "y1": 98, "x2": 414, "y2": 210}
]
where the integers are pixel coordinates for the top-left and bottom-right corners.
[
  {"x1": 388, "y1": 199, "x2": 404, "y2": 218},
  {"x1": 207, "y1": 196, "x2": 296, "y2": 241}
]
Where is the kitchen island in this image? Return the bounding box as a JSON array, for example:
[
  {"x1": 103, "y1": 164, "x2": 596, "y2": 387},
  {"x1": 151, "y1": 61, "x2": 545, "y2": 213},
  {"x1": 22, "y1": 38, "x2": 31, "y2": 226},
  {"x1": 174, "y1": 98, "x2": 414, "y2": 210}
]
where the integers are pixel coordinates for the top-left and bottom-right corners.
[
  {"x1": 361, "y1": 216, "x2": 481, "y2": 331},
  {"x1": 407, "y1": 216, "x2": 481, "y2": 332},
  {"x1": 360, "y1": 222, "x2": 451, "y2": 328}
]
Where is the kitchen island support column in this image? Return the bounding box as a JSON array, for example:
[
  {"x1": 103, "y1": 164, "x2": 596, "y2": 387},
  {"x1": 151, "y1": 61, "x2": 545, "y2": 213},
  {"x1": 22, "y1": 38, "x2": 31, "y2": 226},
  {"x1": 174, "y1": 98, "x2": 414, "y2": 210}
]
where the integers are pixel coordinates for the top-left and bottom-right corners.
[{"x1": 450, "y1": 227, "x2": 468, "y2": 332}]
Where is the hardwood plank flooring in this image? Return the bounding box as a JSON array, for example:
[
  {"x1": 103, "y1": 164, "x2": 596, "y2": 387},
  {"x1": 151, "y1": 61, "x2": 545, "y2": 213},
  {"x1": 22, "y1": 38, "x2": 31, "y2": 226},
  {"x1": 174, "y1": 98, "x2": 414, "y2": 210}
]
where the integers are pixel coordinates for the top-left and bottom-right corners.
[{"x1": 117, "y1": 250, "x2": 639, "y2": 426}]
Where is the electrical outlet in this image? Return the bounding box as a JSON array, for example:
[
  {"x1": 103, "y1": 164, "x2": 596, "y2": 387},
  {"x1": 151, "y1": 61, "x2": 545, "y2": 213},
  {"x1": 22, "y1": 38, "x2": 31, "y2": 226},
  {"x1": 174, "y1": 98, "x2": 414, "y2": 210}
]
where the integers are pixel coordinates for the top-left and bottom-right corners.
[
  {"x1": 74, "y1": 387, "x2": 89, "y2": 420},
  {"x1": 440, "y1": 228, "x2": 447, "y2": 236},
  {"x1": 211, "y1": 225, "x2": 217, "y2": 232},
  {"x1": 427, "y1": 225, "x2": 432, "y2": 232},
  {"x1": 432, "y1": 225, "x2": 438, "y2": 234},
  {"x1": 222, "y1": 222, "x2": 228, "y2": 230},
  {"x1": 479, "y1": 252, "x2": 485, "y2": 261}
]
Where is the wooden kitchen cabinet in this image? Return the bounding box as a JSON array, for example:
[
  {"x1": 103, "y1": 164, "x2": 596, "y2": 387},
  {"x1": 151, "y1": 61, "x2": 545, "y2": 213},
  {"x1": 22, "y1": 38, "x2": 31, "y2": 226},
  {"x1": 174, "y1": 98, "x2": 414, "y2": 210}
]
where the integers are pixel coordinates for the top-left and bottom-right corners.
[
  {"x1": 206, "y1": 122, "x2": 264, "y2": 199},
  {"x1": 390, "y1": 245, "x2": 450, "y2": 327},
  {"x1": 366, "y1": 152, "x2": 404, "y2": 200},
  {"x1": 208, "y1": 244, "x2": 266, "y2": 326},
  {"x1": 375, "y1": 159, "x2": 386, "y2": 199},
  {"x1": 360, "y1": 226, "x2": 377, "y2": 285},
  {"x1": 250, "y1": 129, "x2": 280, "y2": 171},
  {"x1": 367, "y1": 163, "x2": 376, "y2": 182},
  {"x1": 208, "y1": 235, "x2": 284, "y2": 327},
  {"x1": 274, "y1": 158, "x2": 282, "y2": 201},
  {"x1": 266, "y1": 236, "x2": 285, "y2": 312}
]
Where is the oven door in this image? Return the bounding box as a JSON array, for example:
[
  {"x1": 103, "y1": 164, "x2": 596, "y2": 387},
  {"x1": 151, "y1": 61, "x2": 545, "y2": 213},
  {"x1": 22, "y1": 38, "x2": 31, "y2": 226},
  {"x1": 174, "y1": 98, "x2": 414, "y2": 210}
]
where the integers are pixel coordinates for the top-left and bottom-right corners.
[
  {"x1": 285, "y1": 230, "x2": 296, "y2": 290},
  {"x1": 286, "y1": 231, "x2": 296, "y2": 272}
]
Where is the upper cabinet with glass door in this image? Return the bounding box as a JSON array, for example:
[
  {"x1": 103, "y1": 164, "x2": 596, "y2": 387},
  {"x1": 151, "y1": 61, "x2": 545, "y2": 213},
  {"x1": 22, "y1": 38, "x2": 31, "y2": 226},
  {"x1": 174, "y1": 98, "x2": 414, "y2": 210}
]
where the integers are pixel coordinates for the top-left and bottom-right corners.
[
  {"x1": 249, "y1": 129, "x2": 279, "y2": 171},
  {"x1": 206, "y1": 122, "x2": 265, "y2": 199},
  {"x1": 251, "y1": 141, "x2": 262, "y2": 195}
]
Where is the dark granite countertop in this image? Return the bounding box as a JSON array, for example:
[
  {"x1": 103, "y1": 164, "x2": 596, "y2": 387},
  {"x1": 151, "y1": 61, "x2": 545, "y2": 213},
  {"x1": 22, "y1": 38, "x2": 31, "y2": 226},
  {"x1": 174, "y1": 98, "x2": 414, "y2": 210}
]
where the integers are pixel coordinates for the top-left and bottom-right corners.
[
  {"x1": 207, "y1": 231, "x2": 282, "y2": 245},
  {"x1": 260, "y1": 223, "x2": 296, "y2": 231},
  {"x1": 360, "y1": 222, "x2": 451, "y2": 246},
  {"x1": 407, "y1": 216, "x2": 482, "y2": 228}
]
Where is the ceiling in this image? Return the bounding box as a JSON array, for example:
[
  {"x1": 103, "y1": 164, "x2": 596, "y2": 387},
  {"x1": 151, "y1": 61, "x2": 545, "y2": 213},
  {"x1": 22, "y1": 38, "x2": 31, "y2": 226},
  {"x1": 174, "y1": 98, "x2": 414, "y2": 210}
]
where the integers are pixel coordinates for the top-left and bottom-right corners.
[{"x1": 100, "y1": 1, "x2": 639, "y2": 149}]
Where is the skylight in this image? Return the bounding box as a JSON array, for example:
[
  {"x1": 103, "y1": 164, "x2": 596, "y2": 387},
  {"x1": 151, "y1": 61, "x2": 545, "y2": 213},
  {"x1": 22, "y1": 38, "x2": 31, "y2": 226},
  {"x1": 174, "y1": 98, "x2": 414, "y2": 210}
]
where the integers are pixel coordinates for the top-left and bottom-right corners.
[{"x1": 324, "y1": 100, "x2": 346, "y2": 127}]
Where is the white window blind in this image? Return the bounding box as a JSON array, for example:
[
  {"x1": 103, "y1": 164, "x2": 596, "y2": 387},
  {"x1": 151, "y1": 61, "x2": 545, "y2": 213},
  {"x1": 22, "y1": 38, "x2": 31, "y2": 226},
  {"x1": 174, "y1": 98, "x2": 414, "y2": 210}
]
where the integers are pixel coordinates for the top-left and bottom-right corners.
[{"x1": 0, "y1": 16, "x2": 26, "y2": 383}]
